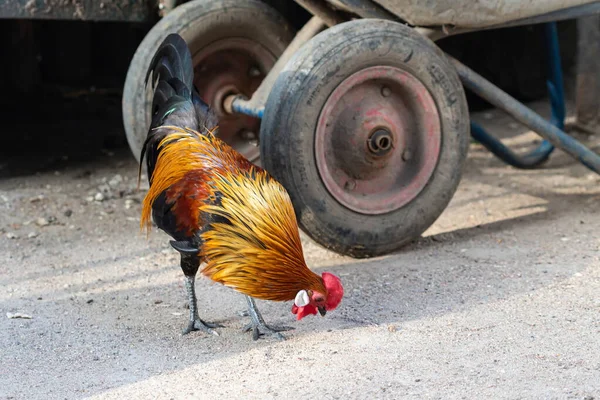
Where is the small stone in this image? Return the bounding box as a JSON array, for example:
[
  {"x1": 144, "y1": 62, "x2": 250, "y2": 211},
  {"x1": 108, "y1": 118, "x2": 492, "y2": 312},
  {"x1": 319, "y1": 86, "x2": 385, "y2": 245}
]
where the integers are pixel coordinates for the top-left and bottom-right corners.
[
  {"x1": 387, "y1": 325, "x2": 397, "y2": 332},
  {"x1": 6, "y1": 232, "x2": 18, "y2": 239},
  {"x1": 87, "y1": 299, "x2": 94, "y2": 304},
  {"x1": 35, "y1": 217, "x2": 50, "y2": 227},
  {"x1": 154, "y1": 299, "x2": 163, "y2": 304},
  {"x1": 125, "y1": 199, "x2": 134, "y2": 209},
  {"x1": 29, "y1": 195, "x2": 44, "y2": 203},
  {"x1": 98, "y1": 184, "x2": 111, "y2": 194},
  {"x1": 27, "y1": 232, "x2": 38, "y2": 239},
  {"x1": 108, "y1": 174, "x2": 123, "y2": 187},
  {"x1": 7, "y1": 312, "x2": 32, "y2": 319},
  {"x1": 64, "y1": 209, "x2": 73, "y2": 217},
  {"x1": 94, "y1": 193, "x2": 105, "y2": 202},
  {"x1": 85, "y1": 196, "x2": 94, "y2": 202}
]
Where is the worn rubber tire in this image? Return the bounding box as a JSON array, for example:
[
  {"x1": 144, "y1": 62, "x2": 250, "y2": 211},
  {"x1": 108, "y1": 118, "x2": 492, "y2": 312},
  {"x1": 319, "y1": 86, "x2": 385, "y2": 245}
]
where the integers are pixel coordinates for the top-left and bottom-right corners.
[
  {"x1": 122, "y1": 0, "x2": 294, "y2": 162},
  {"x1": 260, "y1": 19, "x2": 470, "y2": 258}
]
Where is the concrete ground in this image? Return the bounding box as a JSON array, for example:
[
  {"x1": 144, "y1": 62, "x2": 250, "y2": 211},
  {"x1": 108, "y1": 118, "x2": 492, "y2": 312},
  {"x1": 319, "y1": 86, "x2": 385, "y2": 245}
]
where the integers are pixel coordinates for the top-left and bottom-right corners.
[{"x1": 1, "y1": 102, "x2": 599, "y2": 399}]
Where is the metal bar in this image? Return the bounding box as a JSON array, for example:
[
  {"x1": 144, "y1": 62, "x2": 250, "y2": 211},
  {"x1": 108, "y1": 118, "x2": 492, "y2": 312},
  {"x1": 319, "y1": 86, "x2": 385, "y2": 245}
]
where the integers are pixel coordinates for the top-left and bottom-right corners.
[
  {"x1": 225, "y1": 16, "x2": 326, "y2": 117},
  {"x1": 470, "y1": 122, "x2": 554, "y2": 169},
  {"x1": 327, "y1": 0, "x2": 398, "y2": 20},
  {"x1": 294, "y1": 0, "x2": 346, "y2": 27},
  {"x1": 450, "y1": 56, "x2": 600, "y2": 174},
  {"x1": 544, "y1": 22, "x2": 566, "y2": 130},
  {"x1": 0, "y1": 0, "x2": 155, "y2": 21}
]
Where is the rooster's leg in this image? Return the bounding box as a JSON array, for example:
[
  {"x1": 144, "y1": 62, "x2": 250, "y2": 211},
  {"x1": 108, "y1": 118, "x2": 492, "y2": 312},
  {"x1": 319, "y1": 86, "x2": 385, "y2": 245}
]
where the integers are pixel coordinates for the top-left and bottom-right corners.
[
  {"x1": 243, "y1": 296, "x2": 293, "y2": 341},
  {"x1": 180, "y1": 254, "x2": 223, "y2": 336}
]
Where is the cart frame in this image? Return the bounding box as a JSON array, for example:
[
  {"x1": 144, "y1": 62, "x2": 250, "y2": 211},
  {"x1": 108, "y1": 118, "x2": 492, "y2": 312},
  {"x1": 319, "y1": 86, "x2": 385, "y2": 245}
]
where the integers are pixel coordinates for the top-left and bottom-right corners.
[{"x1": 223, "y1": 0, "x2": 600, "y2": 174}]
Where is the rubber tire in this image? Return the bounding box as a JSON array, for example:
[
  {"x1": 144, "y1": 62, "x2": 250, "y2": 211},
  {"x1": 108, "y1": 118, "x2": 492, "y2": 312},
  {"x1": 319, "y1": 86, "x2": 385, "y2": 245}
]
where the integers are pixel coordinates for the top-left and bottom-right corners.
[
  {"x1": 122, "y1": 0, "x2": 295, "y2": 162},
  {"x1": 260, "y1": 19, "x2": 470, "y2": 258}
]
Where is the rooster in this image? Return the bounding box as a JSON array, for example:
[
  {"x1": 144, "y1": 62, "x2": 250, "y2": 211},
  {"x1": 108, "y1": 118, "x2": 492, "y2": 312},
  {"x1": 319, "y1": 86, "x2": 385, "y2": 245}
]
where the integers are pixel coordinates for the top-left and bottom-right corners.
[{"x1": 138, "y1": 34, "x2": 344, "y2": 340}]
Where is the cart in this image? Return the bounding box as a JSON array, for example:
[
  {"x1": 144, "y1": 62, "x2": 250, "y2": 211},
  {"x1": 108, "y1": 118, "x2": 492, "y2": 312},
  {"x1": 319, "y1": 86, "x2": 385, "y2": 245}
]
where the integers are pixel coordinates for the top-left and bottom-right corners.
[{"x1": 122, "y1": 0, "x2": 600, "y2": 258}]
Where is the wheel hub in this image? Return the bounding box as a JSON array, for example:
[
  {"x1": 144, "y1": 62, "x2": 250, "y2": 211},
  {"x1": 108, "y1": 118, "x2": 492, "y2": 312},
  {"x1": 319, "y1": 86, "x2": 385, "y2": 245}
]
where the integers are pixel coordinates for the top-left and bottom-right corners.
[
  {"x1": 367, "y1": 129, "x2": 393, "y2": 156},
  {"x1": 315, "y1": 66, "x2": 442, "y2": 215},
  {"x1": 192, "y1": 38, "x2": 276, "y2": 163}
]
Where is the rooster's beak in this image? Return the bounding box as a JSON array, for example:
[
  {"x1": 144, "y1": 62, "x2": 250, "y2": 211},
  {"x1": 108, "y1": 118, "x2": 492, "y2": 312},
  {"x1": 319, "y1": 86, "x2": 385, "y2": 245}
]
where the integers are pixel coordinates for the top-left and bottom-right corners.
[{"x1": 318, "y1": 306, "x2": 327, "y2": 316}]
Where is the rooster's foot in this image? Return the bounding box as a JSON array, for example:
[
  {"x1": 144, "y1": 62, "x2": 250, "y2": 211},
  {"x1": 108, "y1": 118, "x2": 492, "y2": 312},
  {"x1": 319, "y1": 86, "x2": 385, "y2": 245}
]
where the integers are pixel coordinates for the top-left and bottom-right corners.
[
  {"x1": 242, "y1": 322, "x2": 293, "y2": 341},
  {"x1": 243, "y1": 295, "x2": 294, "y2": 341},
  {"x1": 183, "y1": 318, "x2": 223, "y2": 336}
]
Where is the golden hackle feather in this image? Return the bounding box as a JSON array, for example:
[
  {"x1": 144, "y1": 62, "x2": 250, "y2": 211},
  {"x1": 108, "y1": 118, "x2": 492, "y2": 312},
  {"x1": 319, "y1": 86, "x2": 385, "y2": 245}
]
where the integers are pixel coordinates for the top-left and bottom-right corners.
[
  {"x1": 140, "y1": 125, "x2": 227, "y2": 232},
  {"x1": 199, "y1": 171, "x2": 326, "y2": 301}
]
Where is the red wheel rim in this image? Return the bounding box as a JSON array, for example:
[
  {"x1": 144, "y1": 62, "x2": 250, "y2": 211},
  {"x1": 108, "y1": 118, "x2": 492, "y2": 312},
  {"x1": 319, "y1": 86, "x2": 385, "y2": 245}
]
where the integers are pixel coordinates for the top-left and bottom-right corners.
[
  {"x1": 315, "y1": 66, "x2": 442, "y2": 215},
  {"x1": 192, "y1": 38, "x2": 277, "y2": 163}
]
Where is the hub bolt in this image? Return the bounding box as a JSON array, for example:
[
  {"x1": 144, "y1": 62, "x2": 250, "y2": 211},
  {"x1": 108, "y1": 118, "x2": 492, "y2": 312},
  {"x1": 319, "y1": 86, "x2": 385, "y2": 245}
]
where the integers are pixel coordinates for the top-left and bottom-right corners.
[
  {"x1": 367, "y1": 129, "x2": 393, "y2": 156},
  {"x1": 344, "y1": 179, "x2": 356, "y2": 191}
]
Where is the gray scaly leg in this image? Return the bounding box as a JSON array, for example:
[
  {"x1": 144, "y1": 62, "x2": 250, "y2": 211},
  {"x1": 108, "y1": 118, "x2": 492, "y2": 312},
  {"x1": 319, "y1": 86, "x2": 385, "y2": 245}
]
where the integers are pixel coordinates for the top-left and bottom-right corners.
[
  {"x1": 242, "y1": 296, "x2": 293, "y2": 341},
  {"x1": 182, "y1": 275, "x2": 222, "y2": 335},
  {"x1": 179, "y1": 253, "x2": 223, "y2": 335}
]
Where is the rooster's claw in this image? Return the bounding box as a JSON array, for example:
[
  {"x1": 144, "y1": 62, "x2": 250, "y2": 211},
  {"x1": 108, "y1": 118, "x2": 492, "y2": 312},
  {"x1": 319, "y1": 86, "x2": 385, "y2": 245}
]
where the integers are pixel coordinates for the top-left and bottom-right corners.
[
  {"x1": 183, "y1": 319, "x2": 223, "y2": 336},
  {"x1": 242, "y1": 322, "x2": 293, "y2": 341}
]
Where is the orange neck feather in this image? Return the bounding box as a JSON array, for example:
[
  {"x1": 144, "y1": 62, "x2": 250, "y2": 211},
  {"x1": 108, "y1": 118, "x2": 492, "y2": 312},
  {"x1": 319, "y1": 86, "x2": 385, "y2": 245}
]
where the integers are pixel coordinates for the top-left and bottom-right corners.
[{"x1": 199, "y1": 170, "x2": 326, "y2": 301}]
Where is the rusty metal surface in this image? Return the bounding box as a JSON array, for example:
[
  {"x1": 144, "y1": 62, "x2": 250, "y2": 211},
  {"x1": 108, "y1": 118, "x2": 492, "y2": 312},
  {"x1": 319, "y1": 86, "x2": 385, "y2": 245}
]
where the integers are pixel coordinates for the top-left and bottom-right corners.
[
  {"x1": 314, "y1": 66, "x2": 441, "y2": 215},
  {"x1": 0, "y1": 0, "x2": 156, "y2": 21},
  {"x1": 370, "y1": 0, "x2": 599, "y2": 28}
]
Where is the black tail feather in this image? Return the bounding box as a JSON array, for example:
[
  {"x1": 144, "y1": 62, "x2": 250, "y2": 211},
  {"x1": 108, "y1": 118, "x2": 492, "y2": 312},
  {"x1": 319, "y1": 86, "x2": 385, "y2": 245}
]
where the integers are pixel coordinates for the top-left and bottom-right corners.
[
  {"x1": 151, "y1": 80, "x2": 178, "y2": 116},
  {"x1": 139, "y1": 33, "x2": 218, "y2": 183},
  {"x1": 144, "y1": 34, "x2": 194, "y2": 90}
]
